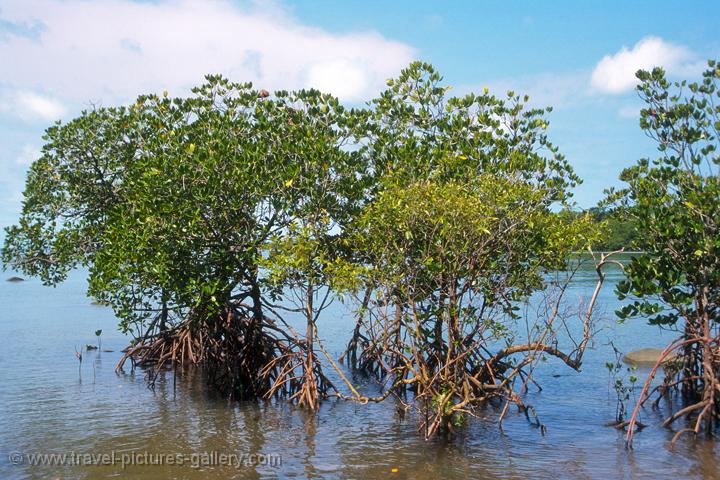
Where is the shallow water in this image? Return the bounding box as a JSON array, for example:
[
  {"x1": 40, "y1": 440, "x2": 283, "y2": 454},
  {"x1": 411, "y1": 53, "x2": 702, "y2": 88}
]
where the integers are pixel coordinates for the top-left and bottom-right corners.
[{"x1": 0, "y1": 262, "x2": 718, "y2": 479}]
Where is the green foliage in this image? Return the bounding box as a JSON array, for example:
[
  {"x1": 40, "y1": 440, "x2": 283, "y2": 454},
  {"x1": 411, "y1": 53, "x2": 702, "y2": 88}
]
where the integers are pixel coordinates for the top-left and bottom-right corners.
[
  {"x1": 2, "y1": 107, "x2": 134, "y2": 285},
  {"x1": 355, "y1": 177, "x2": 595, "y2": 307},
  {"x1": 350, "y1": 62, "x2": 598, "y2": 318},
  {"x1": 2, "y1": 62, "x2": 606, "y2": 425},
  {"x1": 357, "y1": 62, "x2": 580, "y2": 199},
  {"x1": 2, "y1": 75, "x2": 363, "y2": 335},
  {"x1": 605, "y1": 60, "x2": 720, "y2": 328},
  {"x1": 345, "y1": 62, "x2": 601, "y2": 436},
  {"x1": 587, "y1": 207, "x2": 639, "y2": 251},
  {"x1": 558, "y1": 207, "x2": 639, "y2": 252}
]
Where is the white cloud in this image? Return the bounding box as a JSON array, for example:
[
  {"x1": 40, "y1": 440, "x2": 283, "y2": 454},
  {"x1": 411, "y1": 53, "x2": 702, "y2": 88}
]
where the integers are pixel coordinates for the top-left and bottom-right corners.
[
  {"x1": 0, "y1": 0, "x2": 416, "y2": 225},
  {"x1": 591, "y1": 36, "x2": 700, "y2": 94},
  {"x1": 14, "y1": 91, "x2": 66, "y2": 120},
  {"x1": 305, "y1": 59, "x2": 369, "y2": 100},
  {"x1": 0, "y1": 0, "x2": 416, "y2": 106},
  {"x1": 0, "y1": 89, "x2": 66, "y2": 122}
]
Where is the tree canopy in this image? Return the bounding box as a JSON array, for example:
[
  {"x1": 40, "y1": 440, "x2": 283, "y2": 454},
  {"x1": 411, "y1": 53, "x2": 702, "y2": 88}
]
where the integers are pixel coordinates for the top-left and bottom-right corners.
[
  {"x1": 606, "y1": 60, "x2": 720, "y2": 445},
  {"x1": 3, "y1": 76, "x2": 366, "y2": 401},
  {"x1": 3, "y1": 62, "x2": 610, "y2": 436},
  {"x1": 343, "y1": 63, "x2": 604, "y2": 436}
]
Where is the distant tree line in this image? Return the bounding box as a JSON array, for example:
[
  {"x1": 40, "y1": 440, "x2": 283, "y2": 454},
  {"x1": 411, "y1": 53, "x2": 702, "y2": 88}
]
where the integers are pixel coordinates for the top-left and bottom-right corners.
[{"x1": 561, "y1": 207, "x2": 640, "y2": 252}]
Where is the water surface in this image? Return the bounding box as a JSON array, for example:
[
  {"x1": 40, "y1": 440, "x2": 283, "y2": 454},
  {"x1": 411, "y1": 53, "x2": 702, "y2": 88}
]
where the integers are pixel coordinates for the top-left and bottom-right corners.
[{"x1": 0, "y1": 263, "x2": 718, "y2": 479}]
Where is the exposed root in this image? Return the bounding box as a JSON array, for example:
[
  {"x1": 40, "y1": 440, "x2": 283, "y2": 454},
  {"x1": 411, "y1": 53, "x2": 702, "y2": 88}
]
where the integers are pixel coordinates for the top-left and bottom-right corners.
[
  {"x1": 261, "y1": 342, "x2": 334, "y2": 409},
  {"x1": 343, "y1": 252, "x2": 616, "y2": 439},
  {"x1": 624, "y1": 334, "x2": 720, "y2": 448},
  {"x1": 605, "y1": 420, "x2": 646, "y2": 430},
  {"x1": 116, "y1": 306, "x2": 332, "y2": 403}
]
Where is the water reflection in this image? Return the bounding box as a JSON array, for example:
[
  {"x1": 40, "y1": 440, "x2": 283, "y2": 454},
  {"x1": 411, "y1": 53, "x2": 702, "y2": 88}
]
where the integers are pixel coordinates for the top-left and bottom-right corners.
[{"x1": 0, "y1": 267, "x2": 718, "y2": 479}]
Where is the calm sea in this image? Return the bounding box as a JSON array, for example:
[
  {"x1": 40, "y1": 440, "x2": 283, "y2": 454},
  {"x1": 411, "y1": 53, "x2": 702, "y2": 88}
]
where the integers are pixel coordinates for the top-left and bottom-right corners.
[{"x1": 0, "y1": 259, "x2": 717, "y2": 479}]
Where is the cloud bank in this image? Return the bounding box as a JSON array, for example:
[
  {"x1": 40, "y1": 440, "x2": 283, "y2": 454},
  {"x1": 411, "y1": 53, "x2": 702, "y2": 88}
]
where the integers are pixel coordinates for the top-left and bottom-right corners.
[
  {"x1": 0, "y1": 0, "x2": 416, "y2": 225},
  {"x1": 591, "y1": 36, "x2": 701, "y2": 94},
  {"x1": 0, "y1": 90, "x2": 67, "y2": 121},
  {"x1": 0, "y1": 0, "x2": 416, "y2": 114},
  {"x1": 463, "y1": 36, "x2": 702, "y2": 113}
]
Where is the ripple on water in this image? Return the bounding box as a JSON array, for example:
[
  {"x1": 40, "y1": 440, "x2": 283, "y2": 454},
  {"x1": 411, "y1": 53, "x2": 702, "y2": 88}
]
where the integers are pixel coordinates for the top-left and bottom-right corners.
[{"x1": 1, "y1": 268, "x2": 718, "y2": 479}]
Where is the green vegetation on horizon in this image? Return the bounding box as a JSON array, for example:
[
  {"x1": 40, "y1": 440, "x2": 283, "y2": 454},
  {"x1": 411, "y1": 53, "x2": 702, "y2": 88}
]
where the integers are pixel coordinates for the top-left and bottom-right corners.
[{"x1": 561, "y1": 207, "x2": 640, "y2": 252}]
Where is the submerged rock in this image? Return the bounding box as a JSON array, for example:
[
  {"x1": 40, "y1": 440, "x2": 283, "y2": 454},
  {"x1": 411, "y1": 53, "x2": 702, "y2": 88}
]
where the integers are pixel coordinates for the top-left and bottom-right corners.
[
  {"x1": 623, "y1": 348, "x2": 677, "y2": 366},
  {"x1": 91, "y1": 300, "x2": 110, "y2": 306},
  {"x1": 7, "y1": 276, "x2": 25, "y2": 282},
  {"x1": 86, "y1": 344, "x2": 99, "y2": 351}
]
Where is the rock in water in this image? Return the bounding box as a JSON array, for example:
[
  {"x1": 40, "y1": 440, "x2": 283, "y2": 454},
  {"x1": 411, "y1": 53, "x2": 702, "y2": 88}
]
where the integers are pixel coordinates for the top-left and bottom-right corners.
[
  {"x1": 623, "y1": 348, "x2": 677, "y2": 366},
  {"x1": 7, "y1": 276, "x2": 25, "y2": 282}
]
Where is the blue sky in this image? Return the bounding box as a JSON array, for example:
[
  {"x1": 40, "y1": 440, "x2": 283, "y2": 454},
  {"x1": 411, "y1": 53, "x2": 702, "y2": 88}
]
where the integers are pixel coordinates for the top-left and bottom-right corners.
[{"x1": 1, "y1": 0, "x2": 719, "y2": 229}]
